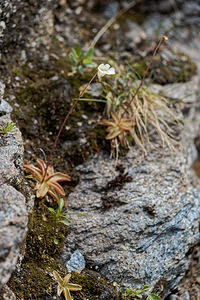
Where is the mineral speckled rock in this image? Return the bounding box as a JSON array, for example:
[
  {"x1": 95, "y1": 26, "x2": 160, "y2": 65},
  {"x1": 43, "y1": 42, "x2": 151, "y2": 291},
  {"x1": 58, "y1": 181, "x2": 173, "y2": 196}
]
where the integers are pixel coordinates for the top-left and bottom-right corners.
[
  {"x1": 61, "y1": 73, "x2": 200, "y2": 297},
  {"x1": 66, "y1": 250, "x2": 86, "y2": 273},
  {"x1": 0, "y1": 82, "x2": 28, "y2": 290},
  {"x1": 0, "y1": 185, "x2": 27, "y2": 290},
  {"x1": 0, "y1": 0, "x2": 56, "y2": 50},
  {"x1": 0, "y1": 114, "x2": 24, "y2": 185}
]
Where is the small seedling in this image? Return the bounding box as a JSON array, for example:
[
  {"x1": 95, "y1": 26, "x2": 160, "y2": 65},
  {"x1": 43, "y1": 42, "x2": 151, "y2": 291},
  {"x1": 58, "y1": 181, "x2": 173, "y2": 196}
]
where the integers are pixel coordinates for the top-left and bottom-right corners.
[
  {"x1": 69, "y1": 45, "x2": 97, "y2": 74},
  {"x1": 0, "y1": 121, "x2": 16, "y2": 136},
  {"x1": 48, "y1": 196, "x2": 89, "y2": 226},
  {"x1": 122, "y1": 285, "x2": 162, "y2": 300},
  {"x1": 53, "y1": 270, "x2": 82, "y2": 300}
]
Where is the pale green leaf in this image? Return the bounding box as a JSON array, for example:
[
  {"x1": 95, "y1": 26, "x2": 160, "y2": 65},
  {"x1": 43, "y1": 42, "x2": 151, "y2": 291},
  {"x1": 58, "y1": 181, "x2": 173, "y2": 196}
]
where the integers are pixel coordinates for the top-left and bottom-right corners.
[
  {"x1": 48, "y1": 207, "x2": 56, "y2": 214},
  {"x1": 74, "y1": 44, "x2": 83, "y2": 57},
  {"x1": 83, "y1": 48, "x2": 94, "y2": 60},
  {"x1": 147, "y1": 293, "x2": 162, "y2": 300},
  {"x1": 69, "y1": 52, "x2": 78, "y2": 63},
  {"x1": 142, "y1": 285, "x2": 150, "y2": 291},
  {"x1": 58, "y1": 219, "x2": 71, "y2": 226},
  {"x1": 58, "y1": 198, "x2": 64, "y2": 212},
  {"x1": 85, "y1": 62, "x2": 97, "y2": 68}
]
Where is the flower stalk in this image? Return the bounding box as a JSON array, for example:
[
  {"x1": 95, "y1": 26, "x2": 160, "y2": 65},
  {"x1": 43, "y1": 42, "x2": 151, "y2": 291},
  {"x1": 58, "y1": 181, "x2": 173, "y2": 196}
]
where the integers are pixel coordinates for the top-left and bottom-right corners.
[
  {"x1": 42, "y1": 71, "x2": 98, "y2": 182},
  {"x1": 121, "y1": 35, "x2": 168, "y2": 119}
]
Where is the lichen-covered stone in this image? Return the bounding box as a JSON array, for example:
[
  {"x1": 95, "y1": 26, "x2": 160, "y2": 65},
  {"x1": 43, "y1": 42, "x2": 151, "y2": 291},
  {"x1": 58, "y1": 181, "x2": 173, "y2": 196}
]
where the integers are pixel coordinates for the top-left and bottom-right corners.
[
  {"x1": 0, "y1": 185, "x2": 27, "y2": 290},
  {"x1": 0, "y1": 81, "x2": 28, "y2": 290},
  {"x1": 61, "y1": 72, "x2": 200, "y2": 298}
]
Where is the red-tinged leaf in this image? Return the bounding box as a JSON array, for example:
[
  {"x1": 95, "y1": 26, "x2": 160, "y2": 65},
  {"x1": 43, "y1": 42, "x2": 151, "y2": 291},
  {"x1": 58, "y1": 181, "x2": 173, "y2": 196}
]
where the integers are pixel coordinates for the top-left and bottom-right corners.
[
  {"x1": 106, "y1": 128, "x2": 120, "y2": 140},
  {"x1": 47, "y1": 172, "x2": 70, "y2": 183},
  {"x1": 57, "y1": 285, "x2": 63, "y2": 297},
  {"x1": 63, "y1": 288, "x2": 71, "y2": 300},
  {"x1": 100, "y1": 120, "x2": 115, "y2": 127},
  {"x1": 36, "y1": 159, "x2": 46, "y2": 175},
  {"x1": 47, "y1": 189, "x2": 58, "y2": 201},
  {"x1": 66, "y1": 283, "x2": 82, "y2": 291},
  {"x1": 53, "y1": 271, "x2": 63, "y2": 288},
  {"x1": 50, "y1": 181, "x2": 66, "y2": 196},
  {"x1": 25, "y1": 159, "x2": 71, "y2": 201},
  {"x1": 24, "y1": 165, "x2": 42, "y2": 181},
  {"x1": 111, "y1": 113, "x2": 120, "y2": 124},
  {"x1": 35, "y1": 182, "x2": 49, "y2": 198},
  {"x1": 120, "y1": 120, "x2": 134, "y2": 130}
]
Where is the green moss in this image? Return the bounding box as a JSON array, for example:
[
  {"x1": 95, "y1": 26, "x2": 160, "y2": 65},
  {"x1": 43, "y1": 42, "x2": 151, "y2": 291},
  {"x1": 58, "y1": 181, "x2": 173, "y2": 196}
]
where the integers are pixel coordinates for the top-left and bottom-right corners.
[
  {"x1": 71, "y1": 270, "x2": 118, "y2": 300},
  {"x1": 118, "y1": 13, "x2": 144, "y2": 26},
  {"x1": 8, "y1": 199, "x2": 67, "y2": 299},
  {"x1": 7, "y1": 48, "x2": 106, "y2": 172},
  {"x1": 8, "y1": 200, "x2": 118, "y2": 299},
  {"x1": 8, "y1": 259, "x2": 60, "y2": 299}
]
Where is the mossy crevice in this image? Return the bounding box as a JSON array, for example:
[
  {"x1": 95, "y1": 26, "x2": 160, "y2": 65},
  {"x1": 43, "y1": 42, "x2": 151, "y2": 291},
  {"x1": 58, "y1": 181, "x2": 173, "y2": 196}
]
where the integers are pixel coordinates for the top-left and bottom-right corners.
[
  {"x1": 8, "y1": 199, "x2": 119, "y2": 299},
  {"x1": 131, "y1": 50, "x2": 197, "y2": 85}
]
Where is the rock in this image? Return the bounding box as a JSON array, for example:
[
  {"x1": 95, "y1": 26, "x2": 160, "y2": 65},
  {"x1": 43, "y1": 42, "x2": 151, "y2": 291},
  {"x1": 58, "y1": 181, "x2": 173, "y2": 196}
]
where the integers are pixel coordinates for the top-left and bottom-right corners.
[
  {"x1": 102, "y1": 2, "x2": 119, "y2": 19},
  {"x1": 0, "y1": 81, "x2": 28, "y2": 290},
  {"x1": 0, "y1": 168, "x2": 28, "y2": 289},
  {"x1": 87, "y1": 83, "x2": 102, "y2": 97},
  {"x1": 0, "y1": 0, "x2": 56, "y2": 50},
  {"x1": 0, "y1": 100, "x2": 13, "y2": 116},
  {"x1": 0, "y1": 82, "x2": 12, "y2": 116},
  {"x1": 66, "y1": 250, "x2": 85, "y2": 273},
  {"x1": 91, "y1": 1, "x2": 119, "y2": 19},
  {"x1": 0, "y1": 185, "x2": 27, "y2": 290},
  {"x1": 1, "y1": 284, "x2": 16, "y2": 300},
  {"x1": 0, "y1": 114, "x2": 24, "y2": 185},
  {"x1": 141, "y1": 1, "x2": 200, "y2": 40},
  {"x1": 61, "y1": 69, "x2": 200, "y2": 297},
  {"x1": 182, "y1": 2, "x2": 200, "y2": 16},
  {"x1": 125, "y1": 21, "x2": 146, "y2": 48}
]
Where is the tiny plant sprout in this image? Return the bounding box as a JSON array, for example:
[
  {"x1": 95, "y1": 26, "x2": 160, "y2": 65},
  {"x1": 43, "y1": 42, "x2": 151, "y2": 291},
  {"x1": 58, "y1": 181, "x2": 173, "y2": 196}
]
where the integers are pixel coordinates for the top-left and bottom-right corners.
[
  {"x1": 0, "y1": 121, "x2": 16, "y2": 136},
  {"x1": 98, "y1": 63, "x2": 115, "y2": 82}
]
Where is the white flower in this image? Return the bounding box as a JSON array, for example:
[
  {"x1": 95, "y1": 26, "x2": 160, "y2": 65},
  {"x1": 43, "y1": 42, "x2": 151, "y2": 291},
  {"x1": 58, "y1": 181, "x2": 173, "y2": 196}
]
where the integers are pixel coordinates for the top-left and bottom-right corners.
[{"x1": 97, "y1": 64, "x2": 115, "y2": 82}]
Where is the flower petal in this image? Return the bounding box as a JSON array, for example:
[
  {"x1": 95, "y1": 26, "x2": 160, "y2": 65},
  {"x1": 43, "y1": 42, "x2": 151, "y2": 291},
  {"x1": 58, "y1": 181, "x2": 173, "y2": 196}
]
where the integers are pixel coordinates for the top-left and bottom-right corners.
[
  {"x1": 98, "y1": 63, "x2": 105, "y2": 70},
  {"x1": 108, "y1": 67, "x2": 115, "y2": 74},
  {"x1": 104, "y1": 64, "x2": 110, "y2": 70}
]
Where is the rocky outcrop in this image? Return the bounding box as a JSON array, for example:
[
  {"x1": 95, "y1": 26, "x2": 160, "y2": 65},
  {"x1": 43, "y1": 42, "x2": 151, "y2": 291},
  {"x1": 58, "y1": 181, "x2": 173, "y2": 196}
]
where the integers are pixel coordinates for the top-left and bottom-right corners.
[
  {"x1": 61, "y1": 68, "x2": 200, "y2": 297},
  {"x1": 0, "y1": 0, "x2": 56, "y2": 50},
  {"x1": 0, "y1": 82, "x2": 28, "y2": 290}
]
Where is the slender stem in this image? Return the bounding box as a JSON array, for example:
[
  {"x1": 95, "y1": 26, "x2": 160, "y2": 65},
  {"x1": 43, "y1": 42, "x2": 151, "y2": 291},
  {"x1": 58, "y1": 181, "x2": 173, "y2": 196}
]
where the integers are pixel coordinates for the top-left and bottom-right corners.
[
  {"x1": 42, "y1": 72, "x2": 97, "y2": 182},
  {"x1": 121, "y1": 36, "x2": 168, "y2": 119},
  {"x1": 90, "y1": 0, "x2": 139, "y2": 48}
]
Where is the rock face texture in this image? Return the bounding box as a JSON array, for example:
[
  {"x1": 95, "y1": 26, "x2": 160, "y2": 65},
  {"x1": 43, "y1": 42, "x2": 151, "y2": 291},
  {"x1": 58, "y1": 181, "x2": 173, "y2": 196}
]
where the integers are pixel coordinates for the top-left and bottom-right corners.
[
  {"x1": 0, "y1": 82, "x2": 28, "y2": 289},
  {"x1": 61, "y1": 69, "x2": 200, "y2": 297},
  {"x1": 0, "y1": 0, "x2": 56, "y2": 50}
]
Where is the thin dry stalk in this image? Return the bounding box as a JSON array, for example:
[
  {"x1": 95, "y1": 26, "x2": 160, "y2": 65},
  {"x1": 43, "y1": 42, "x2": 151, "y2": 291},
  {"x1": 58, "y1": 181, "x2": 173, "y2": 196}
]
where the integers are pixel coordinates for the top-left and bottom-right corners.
[
  {"x1": 42, "y1": 72, "x2": 97, "y2": 182},
  {"x1": 90, "y1": 0, "x2": 139, "y2": 48},
  {"x1": 128, "y1": 90, "x2": 179, "y2": 151},
  {"x1": 121, "y1": 35, "x2": 168, "y2": 119}
]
